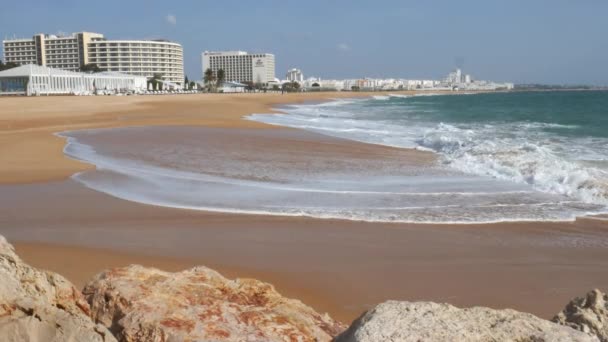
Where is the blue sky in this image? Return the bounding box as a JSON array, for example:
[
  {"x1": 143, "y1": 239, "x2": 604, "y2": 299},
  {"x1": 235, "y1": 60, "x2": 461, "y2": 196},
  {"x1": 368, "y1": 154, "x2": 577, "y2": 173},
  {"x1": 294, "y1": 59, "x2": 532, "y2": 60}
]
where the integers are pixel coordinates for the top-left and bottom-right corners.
[{"x1": 1, "y1": 1, "x2": 607, "y2": 85}]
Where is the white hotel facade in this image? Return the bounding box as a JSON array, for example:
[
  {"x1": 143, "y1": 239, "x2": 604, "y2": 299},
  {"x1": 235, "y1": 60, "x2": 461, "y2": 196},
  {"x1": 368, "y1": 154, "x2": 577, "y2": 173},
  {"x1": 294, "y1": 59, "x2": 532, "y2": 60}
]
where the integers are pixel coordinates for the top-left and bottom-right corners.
[
  {"x1": 202, "y1": 51, "x2": 275, "y2": 84},
  {"x1": 3, "y1": 32, "x2": 184, "y2": 85},
  {"x1": 87, "y1": 39, "x2": 184, "y2": 85}
]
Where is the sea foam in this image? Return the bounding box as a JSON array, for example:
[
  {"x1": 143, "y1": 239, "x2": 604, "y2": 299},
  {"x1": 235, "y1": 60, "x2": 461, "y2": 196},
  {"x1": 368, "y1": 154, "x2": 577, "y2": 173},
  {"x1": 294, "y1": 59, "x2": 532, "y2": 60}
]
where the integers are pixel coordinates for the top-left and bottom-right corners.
[
  {"x1": 247, "y1": 92, "x2": 608, "y2": 213},
  {"x1": 58, "y1": 123, "x2": 607, "y2": 224}
]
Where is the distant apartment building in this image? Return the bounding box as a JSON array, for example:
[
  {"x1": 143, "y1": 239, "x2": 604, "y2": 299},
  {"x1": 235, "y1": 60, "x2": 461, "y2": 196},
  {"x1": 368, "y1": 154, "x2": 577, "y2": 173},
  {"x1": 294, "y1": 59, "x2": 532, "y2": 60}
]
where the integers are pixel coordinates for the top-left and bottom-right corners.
[
  {"x1": 3, "y1": 32, "x2": 103, "y2": 72},
  {"x1": 442, "y1": 68, "x2": 513, "y2": 90},
  {"x1": 3, "y1": 32, "x2": 184, "y2": 85},
  {"x1": 201, "y1": 51, "x2": 275, "y2": 84},
  {"x1": 285, "y1": 68, "x2": 304, "y2": 83}
]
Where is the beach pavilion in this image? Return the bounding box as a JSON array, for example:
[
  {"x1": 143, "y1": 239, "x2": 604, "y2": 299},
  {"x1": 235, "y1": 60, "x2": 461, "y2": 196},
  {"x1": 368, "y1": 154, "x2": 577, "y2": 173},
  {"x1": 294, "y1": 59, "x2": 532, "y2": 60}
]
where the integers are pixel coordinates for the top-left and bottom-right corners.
[{"x1": 0, "y1": 64, "x2": 147, "y2": 96}]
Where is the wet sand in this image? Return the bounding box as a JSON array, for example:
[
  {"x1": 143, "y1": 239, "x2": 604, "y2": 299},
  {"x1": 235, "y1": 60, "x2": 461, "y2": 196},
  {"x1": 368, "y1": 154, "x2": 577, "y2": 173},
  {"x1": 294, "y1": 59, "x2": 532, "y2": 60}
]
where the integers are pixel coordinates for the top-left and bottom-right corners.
[
  {"x1": 1, "y1": 92, "x2": 608, "y2": 324},
  {"x1": 4, "y1": 178, "x2": 608, "y2": 322},
  {"x1": 0, "y1": 92, "x2": 419, "y2": 184}
]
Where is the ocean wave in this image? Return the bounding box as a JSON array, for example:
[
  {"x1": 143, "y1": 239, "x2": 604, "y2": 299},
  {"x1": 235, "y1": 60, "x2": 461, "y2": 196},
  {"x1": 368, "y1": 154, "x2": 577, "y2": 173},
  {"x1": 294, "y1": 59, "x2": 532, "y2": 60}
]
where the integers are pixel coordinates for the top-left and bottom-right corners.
[
  {"x1": 416, "y1": 123, "x2": 608, "y2": 205},
  {"x1": 69, "y1": 170, "x2": 605, "y2": 224},
  {"x1": 249, "y1": 96, "x2": 608, "y2": 211},
  {"x1": 58, "y1": 126, "x2": 607, "y2": 224},
  {"x1": 388, "y1": 94, "x2": 412, "y2": 98}
]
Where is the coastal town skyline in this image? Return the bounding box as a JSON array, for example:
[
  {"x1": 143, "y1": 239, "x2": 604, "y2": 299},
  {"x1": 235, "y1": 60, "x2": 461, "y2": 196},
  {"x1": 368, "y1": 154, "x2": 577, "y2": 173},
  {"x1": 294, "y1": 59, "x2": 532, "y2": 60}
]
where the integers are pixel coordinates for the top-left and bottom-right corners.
[
  {"x1": 1, "y1": 1, "x2": 607, "y2": 86},
  {"x1": 0, "y1": 29, "x2": 514, "y2": 93}
]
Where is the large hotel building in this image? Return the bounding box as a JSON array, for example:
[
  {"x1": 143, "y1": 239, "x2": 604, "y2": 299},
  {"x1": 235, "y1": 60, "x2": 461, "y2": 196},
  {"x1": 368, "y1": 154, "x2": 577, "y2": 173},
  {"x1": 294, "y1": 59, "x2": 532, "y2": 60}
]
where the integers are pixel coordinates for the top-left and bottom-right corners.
[
  {"x1": 202, "y1": 51, "x2": 275, "y2": 84},
  {"x1": 3, "y1": 32, "x2": 184, "y2": 85}
]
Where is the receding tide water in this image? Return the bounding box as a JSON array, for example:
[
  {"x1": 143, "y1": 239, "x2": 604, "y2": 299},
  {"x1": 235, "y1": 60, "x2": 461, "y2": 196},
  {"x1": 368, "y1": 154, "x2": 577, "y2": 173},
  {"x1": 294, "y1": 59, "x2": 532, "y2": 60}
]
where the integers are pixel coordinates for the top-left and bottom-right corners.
[{"x1": 62, "y1": 91, "x2": 608, "y2": 223}]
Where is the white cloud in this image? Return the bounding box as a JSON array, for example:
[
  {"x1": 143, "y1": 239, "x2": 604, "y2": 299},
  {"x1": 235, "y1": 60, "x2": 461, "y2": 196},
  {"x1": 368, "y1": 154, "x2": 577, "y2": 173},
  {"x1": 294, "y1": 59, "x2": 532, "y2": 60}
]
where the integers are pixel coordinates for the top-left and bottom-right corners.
[
  {"x1": 166, "y1": 14, "x2": 177, "y2": 25},
  {"x1": 337, "y1": 43, "x2": 351, "y2": 51}
]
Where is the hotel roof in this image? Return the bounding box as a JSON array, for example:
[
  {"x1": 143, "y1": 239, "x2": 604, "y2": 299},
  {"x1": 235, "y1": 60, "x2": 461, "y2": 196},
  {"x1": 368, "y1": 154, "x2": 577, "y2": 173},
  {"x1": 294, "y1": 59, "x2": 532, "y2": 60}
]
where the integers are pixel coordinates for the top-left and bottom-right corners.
[
  {"x1": 0, "y1": 64, "x2": 146, "y2": 80},
  {"x1": 0, "y1": 64, "x2": 84, "y2": 77}
]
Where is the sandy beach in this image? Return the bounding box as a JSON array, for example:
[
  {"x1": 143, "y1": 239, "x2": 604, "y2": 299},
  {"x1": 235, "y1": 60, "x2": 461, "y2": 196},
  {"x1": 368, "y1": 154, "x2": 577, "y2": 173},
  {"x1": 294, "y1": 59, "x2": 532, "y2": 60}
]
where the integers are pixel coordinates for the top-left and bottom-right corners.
[
  {"x1": 0, "y1": 92, "x2": 409, "y2": 184},
  {"x1": 1, "y1": 92, "x2": 608, "y2": 323}
]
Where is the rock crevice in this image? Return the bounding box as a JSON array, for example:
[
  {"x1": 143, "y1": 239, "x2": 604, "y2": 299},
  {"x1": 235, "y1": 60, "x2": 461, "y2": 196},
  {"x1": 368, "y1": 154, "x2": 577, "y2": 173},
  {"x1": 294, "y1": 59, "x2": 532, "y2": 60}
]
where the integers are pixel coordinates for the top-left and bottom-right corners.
[
  {"x1": 553, "y1": 289, "x2": 608, "y2": 342},
  {"x1": 0, "y1": 235, "x2": 116, "y2": 342}
]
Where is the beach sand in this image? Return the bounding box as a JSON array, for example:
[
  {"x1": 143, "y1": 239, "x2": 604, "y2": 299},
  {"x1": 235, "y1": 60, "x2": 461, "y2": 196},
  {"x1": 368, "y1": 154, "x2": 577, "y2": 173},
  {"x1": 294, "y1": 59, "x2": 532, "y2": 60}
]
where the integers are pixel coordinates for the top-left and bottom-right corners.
[
  {"x1": 1, "y1": 92, "x2": 608, "y2": 323},
  {"x1": 0, "y1": 92, "x2": 406, "y2": 184}
]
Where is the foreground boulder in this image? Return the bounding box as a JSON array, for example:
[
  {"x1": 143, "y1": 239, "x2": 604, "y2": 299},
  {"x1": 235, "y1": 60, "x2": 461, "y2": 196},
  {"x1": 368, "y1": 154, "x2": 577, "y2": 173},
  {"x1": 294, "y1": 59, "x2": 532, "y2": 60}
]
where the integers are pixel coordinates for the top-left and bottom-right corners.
[
  {"x1": 83, "y1": 264, "x2": 345, "y2": 342},
  {"x1": 0, "y1": 235, "x2": 116, "y2": 342},
  {"x1": 553, "y1": 289, "x2": 608, "y2": 342},
  {"x1": 335, "y1": 300, "x2": 598, "y2": 342}
]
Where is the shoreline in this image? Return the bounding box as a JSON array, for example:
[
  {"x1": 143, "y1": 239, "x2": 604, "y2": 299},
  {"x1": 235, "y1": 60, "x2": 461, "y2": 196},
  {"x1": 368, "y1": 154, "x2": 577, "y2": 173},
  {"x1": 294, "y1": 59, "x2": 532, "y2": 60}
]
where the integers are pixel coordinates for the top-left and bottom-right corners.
[
  {"x1": 2, "y1": 91, "x2": 608, "y2": 324},
  {"x1": 0, "y1": 91, "x2": 432, "y2": 185}
]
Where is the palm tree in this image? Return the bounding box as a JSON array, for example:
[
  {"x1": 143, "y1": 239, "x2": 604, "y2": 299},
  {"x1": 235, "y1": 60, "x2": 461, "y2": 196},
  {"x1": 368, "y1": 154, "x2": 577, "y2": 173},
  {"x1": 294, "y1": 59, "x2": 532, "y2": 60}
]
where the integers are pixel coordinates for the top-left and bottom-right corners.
[
  {"x1": 204, "y1": 68, "x2": 216, "y2": 92},
  {"x1": 184, "y1": 76, "x2": 189, "y2": 90},
  {"x1": 151, "y1": 73, "x2": 163, "y2": 91},
  {"x1": 216, "y1": 69, "x2": 225, "y2": 89}
]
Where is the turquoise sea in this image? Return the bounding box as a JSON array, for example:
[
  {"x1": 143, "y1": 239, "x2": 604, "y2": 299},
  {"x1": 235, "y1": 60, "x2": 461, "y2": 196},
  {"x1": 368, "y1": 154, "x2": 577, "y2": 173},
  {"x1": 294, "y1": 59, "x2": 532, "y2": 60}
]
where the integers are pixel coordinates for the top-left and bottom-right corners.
[{"x1": 248, "y1": 91, "x2": 608, "y2": 220}]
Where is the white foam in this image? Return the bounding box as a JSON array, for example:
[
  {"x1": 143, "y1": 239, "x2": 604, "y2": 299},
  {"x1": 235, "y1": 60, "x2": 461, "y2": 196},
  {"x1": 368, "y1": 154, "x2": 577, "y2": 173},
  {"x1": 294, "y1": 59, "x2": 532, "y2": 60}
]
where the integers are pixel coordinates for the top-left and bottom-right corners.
[
  {"x1": 249, "y1": 98, "x2": 608, "y2": 214},
  {"x1": 59, "y1": 126, "x2": 608, "y2": 224}
]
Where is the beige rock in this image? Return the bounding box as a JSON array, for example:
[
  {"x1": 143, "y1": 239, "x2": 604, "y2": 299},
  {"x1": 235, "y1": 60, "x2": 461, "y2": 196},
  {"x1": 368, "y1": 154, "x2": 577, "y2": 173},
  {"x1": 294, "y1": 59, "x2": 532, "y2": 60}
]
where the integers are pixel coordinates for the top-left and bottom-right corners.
[
  {"x1": 553, "y1": 289, "x2": 608, "y2": 342},
  {"x1": 335, "y1": 300, "x2": 598, "y2": 342},
  {"x1": 84, "y1": 264, "x2": 346, "y2": 342},
  {"x1": 0, "y1": 235, "x2": 116, "y2": 342}
]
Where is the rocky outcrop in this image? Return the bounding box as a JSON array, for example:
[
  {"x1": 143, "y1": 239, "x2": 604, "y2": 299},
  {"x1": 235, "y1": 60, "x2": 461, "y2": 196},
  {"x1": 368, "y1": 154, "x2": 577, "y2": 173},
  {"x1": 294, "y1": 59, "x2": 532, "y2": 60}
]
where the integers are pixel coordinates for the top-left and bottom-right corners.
[
  {"x1": 553, "y1": 289, "x2": 608, "y2": 342},
  {"x1": 335, "y1": 301, "x2": 599, "y2": 342},
  {"x1": 3, "y1": 231, "x2": 607, "y2": 342},
  {"x1": 0, "y1": 235, "x2": 116, "y2": 342},
  {"x1": 83, "y1": 264, "x2": 345, "y2": 342}
]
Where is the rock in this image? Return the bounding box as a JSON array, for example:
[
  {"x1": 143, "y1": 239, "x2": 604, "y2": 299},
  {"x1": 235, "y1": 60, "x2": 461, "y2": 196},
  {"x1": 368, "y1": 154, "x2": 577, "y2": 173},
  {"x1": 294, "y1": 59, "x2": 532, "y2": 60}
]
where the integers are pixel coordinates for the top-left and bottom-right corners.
[
  {"x1": 553, "y1": 289, "x2": 608, "y2": 342},
  {"x1": 83, "y1": 264, "x2": 346, "y2": 342},
  {"x1": 0, "y1": 235, "x2": 117, "y2": 341},
  {"x1": 335, "y1": 301, "x2": 598, "y2": 342}
]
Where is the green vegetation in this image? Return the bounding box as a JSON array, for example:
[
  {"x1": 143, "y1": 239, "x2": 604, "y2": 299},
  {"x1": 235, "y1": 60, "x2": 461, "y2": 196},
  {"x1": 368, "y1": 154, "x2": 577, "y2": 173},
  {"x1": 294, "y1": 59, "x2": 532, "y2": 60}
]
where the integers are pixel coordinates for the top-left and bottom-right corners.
[
  {"x1": 204, "y1": 68, "x2": 216, "y2": 92},
  {"x1": 0, "y1": 60, "x2": 19, "y2": 71},
  {"x1": 182, "y1": 76, "x2": 197, "y2": 91},
  {"x1": 79, "y1": 63, "x2": 101, "y2": 73},
  {"x1": 216, "y1": 69, "x2": 225, "y2": 89},
  {"x1": 147, "y1": 73, "x2": 164, "y2": 91},
  {"x1": 282, "y1": 81, "x2": 301, "y2": 92}
]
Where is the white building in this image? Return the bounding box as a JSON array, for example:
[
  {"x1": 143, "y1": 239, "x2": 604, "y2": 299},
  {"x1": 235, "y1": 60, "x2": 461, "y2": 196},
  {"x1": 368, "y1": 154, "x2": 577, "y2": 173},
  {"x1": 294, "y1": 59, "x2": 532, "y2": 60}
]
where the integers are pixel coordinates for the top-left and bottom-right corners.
[
  {"x1": 3, "y1": 32, "x2": 185, "y2": 85},
  {"x1": 201, "y1": 51, "x2": 275, "y2": 84},
  {"x1": 0, "y1": 64, "x2": 147, "y2": 96},
  {"x1": 442, "y1": 68, "x2": 513, "y2": 90},
  {"x1": 445, "y1": 68, "x2": 465, "y2": 84},
  {"x1": 285, "y1": 68, "x2": 304, "y2": 83},
  {"x1": 88, "y1": 39, "x2": 184, "y2": 85},
  {"x1": 219, "y1": 81, "x2": 247, "y2": 93},
  {"x1": 3, "y1": 32, "x2": 104, "y2": 72}
]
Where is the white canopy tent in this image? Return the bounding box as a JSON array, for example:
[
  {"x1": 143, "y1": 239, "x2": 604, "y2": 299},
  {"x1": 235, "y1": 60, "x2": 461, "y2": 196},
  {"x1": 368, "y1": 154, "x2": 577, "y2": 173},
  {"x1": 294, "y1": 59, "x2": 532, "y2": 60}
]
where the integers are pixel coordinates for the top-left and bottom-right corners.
[{"x1": 0, "y1": 64, "x2": 147, "y2": 96}]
